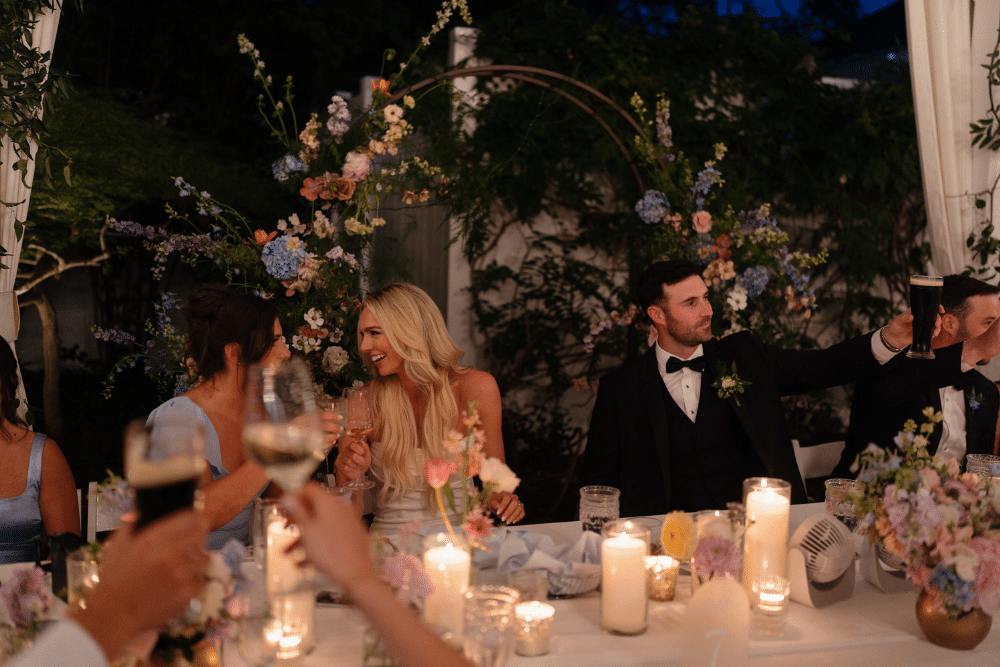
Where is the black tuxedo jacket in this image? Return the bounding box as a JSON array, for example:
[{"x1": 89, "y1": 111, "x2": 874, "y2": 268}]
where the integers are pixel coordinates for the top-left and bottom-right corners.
[
  {"x1": 836, "y1": 343, "x2": 999, "y2": 478},
  {"x1": 582, "y1": 330, "x2": 882, "y2": 517}
]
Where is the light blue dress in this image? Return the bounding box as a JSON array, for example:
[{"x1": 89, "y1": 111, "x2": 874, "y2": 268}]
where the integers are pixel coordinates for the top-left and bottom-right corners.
[
  {"x1": 147, "y1": 397, "x2": 266, "y2": 549},
  {"x1": 0, "y1": 432, "x2": 47, "y2": 563}
]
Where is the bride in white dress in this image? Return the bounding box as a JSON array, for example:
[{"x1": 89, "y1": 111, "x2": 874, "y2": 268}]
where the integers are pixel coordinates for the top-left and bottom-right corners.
[{"x1": 334, "y1": 282, "x2": 525, "y2": 529}]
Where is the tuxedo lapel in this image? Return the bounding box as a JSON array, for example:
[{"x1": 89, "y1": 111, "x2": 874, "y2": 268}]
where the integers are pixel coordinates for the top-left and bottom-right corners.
[
  {"x1": 639, "y1": 349, "x2": 674, "y2": 504},
  {"x1": 702, "y1": 340, "x2": 772, "y2": 470}
]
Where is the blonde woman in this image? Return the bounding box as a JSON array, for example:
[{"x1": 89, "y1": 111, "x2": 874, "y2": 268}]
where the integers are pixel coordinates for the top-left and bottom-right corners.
[{"x1": 335, "y1": 282, "x2": 525, "y2": 528}]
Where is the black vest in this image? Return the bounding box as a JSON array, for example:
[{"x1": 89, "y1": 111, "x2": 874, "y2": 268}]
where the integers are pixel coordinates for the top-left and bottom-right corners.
[{"x1": 661, "y1": 381, "x2": 767, "y2": 511}]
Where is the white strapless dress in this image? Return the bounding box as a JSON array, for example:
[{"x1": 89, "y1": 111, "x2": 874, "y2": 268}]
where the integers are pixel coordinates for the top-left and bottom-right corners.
[{"x1": 370, "y1": 445, "x2": 464, "y2": 533}]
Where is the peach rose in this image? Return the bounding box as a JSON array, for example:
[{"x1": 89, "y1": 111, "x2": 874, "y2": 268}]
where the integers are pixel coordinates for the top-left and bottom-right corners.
[
  {"x1": 692, "y1": 210, "x2": 713, "y2": 234},
  {"x1": 322, "y1": 177, "x2": 356, "y2": 201}
]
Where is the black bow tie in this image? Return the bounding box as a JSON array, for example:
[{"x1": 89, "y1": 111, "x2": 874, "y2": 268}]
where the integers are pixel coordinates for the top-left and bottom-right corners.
[{"x1": 666, "y1": 356, "x2": 706, "y2": 374}]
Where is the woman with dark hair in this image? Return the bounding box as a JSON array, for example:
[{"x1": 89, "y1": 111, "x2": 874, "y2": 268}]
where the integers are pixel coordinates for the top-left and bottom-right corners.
[
  {"x1": 0, "y1": 338, "x2": 79, "y2": 562},
  {"x1": 147, "y1": 285, "x2": 294, "y2": 548}
]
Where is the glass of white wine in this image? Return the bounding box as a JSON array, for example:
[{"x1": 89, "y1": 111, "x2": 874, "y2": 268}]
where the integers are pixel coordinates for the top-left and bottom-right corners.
[
  {"x1": 341, "y1": 386, "x2": 375, "y2": 492},
  {"x1": 243, "y1": 357, "x2": 326, "y2": 493}
]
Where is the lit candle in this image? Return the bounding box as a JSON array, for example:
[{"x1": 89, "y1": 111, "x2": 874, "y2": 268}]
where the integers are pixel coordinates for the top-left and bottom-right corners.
[
  {"x1": 601, "y1": 520, "x2": 649, "y2": 635},
  {"x1": 515, "y1": 601, "x2": 556, "y2": 656},
  {"x1": 742, "y1": 478, "x2": 791, "y2": 596},
  {"x1": 265, "y1": 521, "x2": 315, "y2": 654},
  {"x1": 751, "y1": 574, "x2": 790, "y2": 637},
  {"x1": 422, "y1": 538, "x2": 472, "y2": 639},
  {"x1": 646, "y1": 555, "x2": 679, "y2": 601}
]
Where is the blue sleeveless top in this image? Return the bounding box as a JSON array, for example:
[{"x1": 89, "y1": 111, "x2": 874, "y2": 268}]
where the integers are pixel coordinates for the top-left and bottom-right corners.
[
  {"x1": 147, "y1": 397, "x2": 266, "y2": 549},
  {"x1": 0, "y1": 433, "x2": 47, "y2": 563}
]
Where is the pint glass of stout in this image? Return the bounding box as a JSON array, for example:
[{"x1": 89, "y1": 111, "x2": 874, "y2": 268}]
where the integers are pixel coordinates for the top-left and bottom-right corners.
[
  {"x1": 124, "y1": 418, "x2": 207, "y2": 530},
  {"x1": 907, "y1": 275, "x2": 944, "y2": 359}
]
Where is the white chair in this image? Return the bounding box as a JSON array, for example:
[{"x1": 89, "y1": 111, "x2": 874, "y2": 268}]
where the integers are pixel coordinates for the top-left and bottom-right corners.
[
  {"x1": 86, "y1": 481, "x2": 130, "y2": 542},
  {"x1": 791, "y1": 439, "x2": 846, "y2": 496}
]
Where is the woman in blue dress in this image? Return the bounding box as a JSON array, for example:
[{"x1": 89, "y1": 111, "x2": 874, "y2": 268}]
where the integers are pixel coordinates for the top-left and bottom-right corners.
[
  {"x1": 147, "y1": 285, "x2": 290, "y2": 549},
  {"x1": 0, "y1": 338, "x2": 79, "y2": 562}
]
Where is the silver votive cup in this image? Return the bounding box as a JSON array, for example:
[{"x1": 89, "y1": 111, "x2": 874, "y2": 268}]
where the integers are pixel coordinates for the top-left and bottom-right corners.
[
  {"x1": 514, "y1": 601, "x2": 555, "y2": 656},
  {"x1": 645, "y1": 555, "x2": 679, "y2": 602}
]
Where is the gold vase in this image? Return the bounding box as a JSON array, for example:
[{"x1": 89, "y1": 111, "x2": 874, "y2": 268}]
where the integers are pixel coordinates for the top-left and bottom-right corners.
[{"x1": 915, "y1": 590, "x2": 992, "y2": 650}]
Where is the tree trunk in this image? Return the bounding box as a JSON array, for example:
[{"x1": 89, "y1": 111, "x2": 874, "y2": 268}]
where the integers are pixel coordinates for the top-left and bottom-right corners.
[{"x1": 32, "y1": 291, "x2": 62, "y2": 440}]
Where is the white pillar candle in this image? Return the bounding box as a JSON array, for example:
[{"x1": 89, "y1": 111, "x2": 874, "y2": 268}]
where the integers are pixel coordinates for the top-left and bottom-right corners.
[
  {"x1": 601, "y1": 521, "x2": 649, "y2": 634},
  {"x1": 423, "y1": 541, "x2": 472, "y2": 638},
  {"x1": 742, "y1": 479, "x2": 791, "y2": 595}
]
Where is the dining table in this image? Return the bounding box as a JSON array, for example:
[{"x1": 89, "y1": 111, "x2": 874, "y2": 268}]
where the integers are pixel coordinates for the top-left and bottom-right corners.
[{"x1": 239, "y1": 502, "x2": 1000, "y2": 667}]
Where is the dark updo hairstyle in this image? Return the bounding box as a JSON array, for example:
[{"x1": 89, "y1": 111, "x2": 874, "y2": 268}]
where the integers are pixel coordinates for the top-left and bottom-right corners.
[
  {"x1": 0, "y1": 337, "x2": 27, "y2": 437},
  {"x1": 183, "y1": 284, "x2": 281, "y2": 380}
]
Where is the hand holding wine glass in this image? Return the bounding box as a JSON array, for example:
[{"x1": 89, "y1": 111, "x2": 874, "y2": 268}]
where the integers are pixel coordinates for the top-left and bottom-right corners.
[
  {"x1": 336, "y1": 387, "x2": 375, "y2": 492},
  {"x1": 243, "y1": 357, "x2": 326, "y2": 493}
]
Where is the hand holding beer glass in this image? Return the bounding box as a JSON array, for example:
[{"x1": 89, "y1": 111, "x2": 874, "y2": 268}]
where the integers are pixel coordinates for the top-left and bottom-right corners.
[
  {"x1": 125, "y1": 417, "x2": 207, "y2": 530},
  {"x1": 907, "y1": 275, "x2": 944, "y2": 359}
]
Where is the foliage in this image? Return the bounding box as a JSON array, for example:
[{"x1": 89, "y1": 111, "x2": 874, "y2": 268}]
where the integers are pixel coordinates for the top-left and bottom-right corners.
[
  {"x1": 967, "y1": 26, "x2": 1000, "y2": 278},
  {"x1": 849, "y1": 409, "x2": 1000, "y2": 619},
  {"x1": 97, "y1": 2, "x2": 471, "y2": 399}
]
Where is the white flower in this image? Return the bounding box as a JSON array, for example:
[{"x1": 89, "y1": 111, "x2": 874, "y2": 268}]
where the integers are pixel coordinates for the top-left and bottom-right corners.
[
  {"x1": 305, "y1": 308, "x2": 325, "y2": 329},
  {"x1": 727, "y1": 284, "x2": 748, "y2": 311},
  {"x1": 322, "y1": 346, "x2": 350, "y2": 374},
  {"x1": 328, "y1": 328, "x2": 343, "y2": 343},
  {"x1": 479, "y1": 457, "x2": 520, "y2": 493},
  {"x1": 384, "y1": 104, "x2": 404, "y2": 123},
  {"x1": 403, "y1": 95, "x2": 416, "y2": 109}
]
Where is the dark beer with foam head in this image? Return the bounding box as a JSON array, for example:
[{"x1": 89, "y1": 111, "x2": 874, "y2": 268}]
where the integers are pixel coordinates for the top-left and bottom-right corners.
[{"x1": 907, "y1": 275, "x2": 943, "y2": 359}]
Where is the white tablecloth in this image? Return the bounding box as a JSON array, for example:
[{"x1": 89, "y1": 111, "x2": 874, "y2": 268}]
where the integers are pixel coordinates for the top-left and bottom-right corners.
[{"x1": 233, "y1": 504, "x2": 1000, "y2": 666}]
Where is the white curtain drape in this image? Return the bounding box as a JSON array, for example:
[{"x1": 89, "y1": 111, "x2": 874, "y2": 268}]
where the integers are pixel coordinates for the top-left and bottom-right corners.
[
  {"x1": 0, "y1": 5, "x2": 63, "y2": 414},
  {"x1": 906, "y1": 0, "x2": 1000, "y2": 276}
]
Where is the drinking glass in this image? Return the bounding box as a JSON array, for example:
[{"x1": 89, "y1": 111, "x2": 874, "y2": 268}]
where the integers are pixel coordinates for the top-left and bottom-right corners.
[
  {"x1": 124, "y1": 416, "x2": 206, "y2": 530},
  {"x1": 579, "y1": 485, "x2": 620, "y2": 533},
  {"x1": 243, "y1": 357, "x2": 326, "y2": 493},
  {"x1": 824, "y1": 478, "x2": 864, "y2": 532},
  {"x1": 907, "y1": 275, "x2": 943, "y2": 359},
  {"x1": 237, "y1": 567, "x2": 313, "y2": 666},
  {"x1": 341, "y1": 386, "x2": 375, "y2": 492},
  {"x1": 463, "y1": 585, "x2": 520, "y2": 667}
]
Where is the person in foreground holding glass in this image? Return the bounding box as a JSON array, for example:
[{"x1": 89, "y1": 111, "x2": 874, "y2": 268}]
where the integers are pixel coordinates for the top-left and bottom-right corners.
[
  {"x1": 0, "y1": 337, "x2": 79, "y2": 562},
  {"x1": 282, "y1": 484, "x2": 473, "y2": 667},
  {"x1": 10, "y1": 509, "x2": 209, "y2": 667},
  {"x1": 147, "y1": 285, "x2": 339, "y2": 548},
  {"x1": 335, "y1": 282, "x2": 525, "y2": 527}
]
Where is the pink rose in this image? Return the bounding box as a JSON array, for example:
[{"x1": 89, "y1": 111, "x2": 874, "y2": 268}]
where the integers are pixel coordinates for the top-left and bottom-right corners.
[
  {"x1": 692, "y1": 210, "x2": 713, "y2": 234},
  {"x1": 424, "y1": 457, "x2": 454, "y2": 489},
  {"x1": 342, "y1": 151, "x2": 372, "y2": 183}
]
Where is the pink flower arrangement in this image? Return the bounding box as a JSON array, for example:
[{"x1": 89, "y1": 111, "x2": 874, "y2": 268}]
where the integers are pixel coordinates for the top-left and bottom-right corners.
[
  {"x1": 851, "y1": 409, "x2": 1000, "y2": 618},
  {"x1": 423, "y1": 403, "x2": 520, "y2": 547},
  {"x1": 692, "y1": 535, "x2": 741, "y2": 581},
  {"x1": 0, "y1": 567, "x2": 49, "y2": 629}
]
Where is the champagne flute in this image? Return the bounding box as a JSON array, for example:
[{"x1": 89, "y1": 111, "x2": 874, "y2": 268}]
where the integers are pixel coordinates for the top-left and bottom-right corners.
[
  {"x1": 124, "y1": 416, "x2": 206, "y2": 530},
  {"x1": 243, "y1": 357, "x2": 326, "y2": 493},
  {"x1": 341, "y1": 386, "x2": 375, "y2": 492}
]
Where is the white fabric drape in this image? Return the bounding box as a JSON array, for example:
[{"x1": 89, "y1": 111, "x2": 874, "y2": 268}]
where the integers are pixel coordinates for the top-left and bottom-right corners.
[
  {"x1": 0, "y1": 5, "x2": 63, "y2": 414},
  {"x1": 906, "y1": 0, "x2": 1000, "y2": 276}
]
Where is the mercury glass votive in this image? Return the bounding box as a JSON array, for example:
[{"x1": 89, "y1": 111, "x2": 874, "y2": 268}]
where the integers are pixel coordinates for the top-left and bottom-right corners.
[
  {"x1": 751, "y1": 574, "x2": 790, "y2": 637},
  {"x1": 645, "y1": 555, "x2": 679, "y2": 602},
  {"x1": 514, "y1": 601, "x2": 555, "y2": 656}
]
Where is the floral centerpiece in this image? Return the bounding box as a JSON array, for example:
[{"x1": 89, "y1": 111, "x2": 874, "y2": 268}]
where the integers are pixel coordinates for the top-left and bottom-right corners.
[
  {"x1": 660, "y1": 507, "x2": 743, "y2": 589},
  {"x1": 423, "y1": 403, "x2": 521, "y2": 549},
  {"x1": 849, "y1": 409, "x2": 1000, "y2": 632},
  {"x1": 96, "y1": 1, "x2": 471, "y2": 399},
  {"x1": 0, "y1": 567, "x2": 51, "y2": 663},
  {"x1": 584, "y1": 93, "x2": 827, "y2": 354}
]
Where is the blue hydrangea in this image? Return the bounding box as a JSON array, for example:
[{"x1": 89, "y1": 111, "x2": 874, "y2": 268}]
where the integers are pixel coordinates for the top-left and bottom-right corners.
[
  {"x1": 737, "y1": 265, "x2": 770, "y2": 297},
  {"x1": 635, "y1": 190, "x2": 670, "y2": 224},
  {"x1": 261, "y1": 236, "x2": 306, "y2": 280},
  {"x1": 739, "y1": 208, "x2": 779, "y2": 233},
  {"x1": 691, "y1": 167, "x2": 722, "y2": 210},
  {"x1": 272, "y1": 154, "x2": 309, "y2": 183},
  {"x1": 930, "y1": 564, "x2": 976, "y2": 612}
]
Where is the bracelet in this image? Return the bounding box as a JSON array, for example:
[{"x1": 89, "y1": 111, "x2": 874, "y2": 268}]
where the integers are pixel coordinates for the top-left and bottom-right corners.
[{"x1": 880, "y1": 326, "x2": 904, "y2": 354}]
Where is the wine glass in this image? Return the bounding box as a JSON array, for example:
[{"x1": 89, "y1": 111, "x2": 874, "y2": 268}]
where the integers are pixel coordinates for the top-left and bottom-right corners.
[
  {"x1": 124, "y1": 416, "x2": 206, "y2": 530},
  {"x1": 341, "y1": 386, "x2": 375, "y2": 492},
  {"x1": 243, "y1": 357, "x2": 326, "y2": 493}
]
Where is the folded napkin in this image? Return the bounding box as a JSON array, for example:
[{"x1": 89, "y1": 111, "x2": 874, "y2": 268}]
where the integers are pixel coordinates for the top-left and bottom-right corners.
[{"x1": 496, "y1": 529, "x2": 602, "y2": 574}]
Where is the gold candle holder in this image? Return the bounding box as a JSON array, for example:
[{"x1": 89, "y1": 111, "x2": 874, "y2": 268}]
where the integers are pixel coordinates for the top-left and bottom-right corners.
[
  {"x1": 645, "y1": 555, "x2": 679, "y2": 601},
  {"x1": 515, "y1": 601, "x2": 555, "y2": 656}
]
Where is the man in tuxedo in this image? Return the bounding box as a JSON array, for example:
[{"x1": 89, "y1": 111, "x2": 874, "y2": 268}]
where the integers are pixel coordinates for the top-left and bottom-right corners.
[
  {"x1": 833, "y1": 275, "x2": 1000, "y2": 478},
  {"x1": 580, "y1": 260, "x2": 927, "y2": 517}
]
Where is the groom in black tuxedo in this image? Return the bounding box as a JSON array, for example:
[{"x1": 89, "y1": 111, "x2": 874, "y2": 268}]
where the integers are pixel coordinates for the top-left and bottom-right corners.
[
  {"x1": 833, "y1": 275, "x2": 1000, "y2": 478},
  {"x1": 581, "y1": 260, "x2": 919, "y2": 517}
]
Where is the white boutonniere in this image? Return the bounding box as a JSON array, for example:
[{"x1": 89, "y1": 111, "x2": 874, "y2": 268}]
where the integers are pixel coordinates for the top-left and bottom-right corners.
[{"x1": 713, "y1": 361, "x2": 751, "y2": 406}]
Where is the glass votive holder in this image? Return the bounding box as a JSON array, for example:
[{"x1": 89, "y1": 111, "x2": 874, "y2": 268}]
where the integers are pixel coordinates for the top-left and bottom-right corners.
[
  {"x1": 742, "y1": 477, "x2": 791, "y2": 595},
  {"x1": 514, "y1": 601, "x2": 555, "y2": 656},
  {"x1": 824, "y1": 478, "x2": 863, "y2": 532},
  {"x1": 645, "y1": 555, "x2": 679, "y2": 601},
  {"x1": 66, "y1": 548, "x2": 100, "y2": 609},
  {"x1": 580, "y1": 485, "x2": 620, "y2": 534},
  {"x1": 601, "y1": 519, "x2": 650, "y2": 635},
  {"x1": 508, "y1": 568, "x2": 549, "y2": 602},
  {"x1": 751, "y1": 574, "x2": 790, "y2": 637}
]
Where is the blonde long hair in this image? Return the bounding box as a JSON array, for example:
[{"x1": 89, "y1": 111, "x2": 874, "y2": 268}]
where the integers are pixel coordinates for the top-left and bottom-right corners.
[{"x1": 359, "y1": 283, "x2": 468, "y2": 503}]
